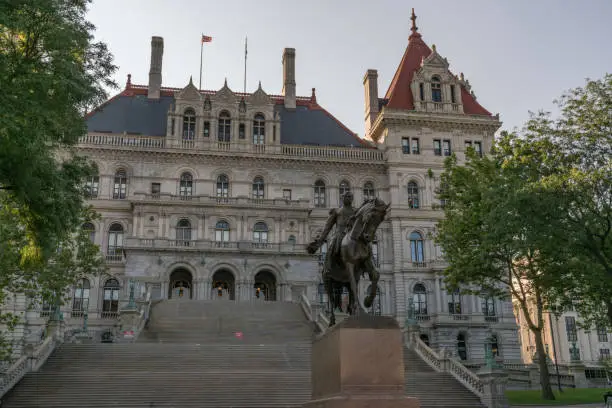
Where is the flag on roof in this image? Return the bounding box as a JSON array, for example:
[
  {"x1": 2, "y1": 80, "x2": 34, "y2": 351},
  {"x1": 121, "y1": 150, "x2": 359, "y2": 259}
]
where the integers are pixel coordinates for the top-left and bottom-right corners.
[{"x1": 201, "y1": 35, "x2": 212, "y2": 43}]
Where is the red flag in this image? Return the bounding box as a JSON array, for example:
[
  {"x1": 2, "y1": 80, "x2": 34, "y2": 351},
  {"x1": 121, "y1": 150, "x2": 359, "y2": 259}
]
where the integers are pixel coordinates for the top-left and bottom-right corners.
[{"x1": 201, "y1": 35, "x2": 212, "y2": 43}]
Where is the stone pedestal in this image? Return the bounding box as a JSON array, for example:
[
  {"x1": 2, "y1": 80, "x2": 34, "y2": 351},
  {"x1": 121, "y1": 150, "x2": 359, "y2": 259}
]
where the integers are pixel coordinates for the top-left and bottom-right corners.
[
  {"x1": 303, "y1": 315, "x2": 420, "y2": 408},
  {"x1": 567, "y1": 361, "x2": 588, "y2": 388},
  {"x1": 478, "y1": 367, "x2": 509, "y2": 408}
]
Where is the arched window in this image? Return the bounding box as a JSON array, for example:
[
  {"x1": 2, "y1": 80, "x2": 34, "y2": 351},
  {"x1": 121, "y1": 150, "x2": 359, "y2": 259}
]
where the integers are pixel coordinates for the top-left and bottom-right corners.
[
  {"x1": 218, "y1": 111, "x2": 231, "y2": 142},
  {"x1": 85, "y1": 175, "x2": 99, "y2": 198},
  {"x1": 179, "y1": 172, "x2": 193, "y2": 198},
  {"x1": 407, "y1": 181, "x2": 419, "y2": 209},
  {"x1": 82, "y1": 222, "x2": 95, "y2": 244},
  {"x1": 176, "y1": 219, "x2": 192, "y2": 246},
  {"x1": 182, "y1": 108, "x2": 196, "y2": 140},
  {"x1": 339, "y1": 180, "x2": 351, "y2": 204},
  {"x1": 72, "y1": 278, "x2": 90, "y2": 316},
  {"x1": 215, "y1": 220, "x2": 230, "y2": 244},
  {"x1": 253, "y1": 113, "x2": 265, "y2": 145},
  {"x1": 288, "y1": 235, "x2": 297, "y2": 246},
  {"x1": 431, "y1": 76, "x2": 442, "y2": 102},
  {"x1": 253, "y1": 222, "x2": 268, "y2": 243},
  {"x1": 252, "y1": 177, "x2": 265, "y2": 200},
  {"x1": 482, "y1": 297, "x2": 496, "y2": 317},
  {"x1": 457, "y1": 333, "x2": 468, "y2": 360},
  {"x1": 102, "y1": 278, "x2": 120, "y2": 317},
  {"x1": 409, "y1": 231, "x2": 424, "y2": 263},
  {"x1": 449, "y1": 288, "x2": 462, "y2": 315},
  {"x1": 107, "y1": 223, "x2": 124, "y2": 257},
  {"x1": 314, "y1": 180, "x2": 326, "y2": 208},
  {"x1": 113, "y1": 169, "x2": 127, "y2": 199},
  {"x1": 363, "y1": 181, "x2": 375, "y2": 202},
  {"x1": 413, "y1": 283, "x2": 428, "y2": 316},
  {"x1": 216, "y1": 174, "x2": 229, "y2": 199}
]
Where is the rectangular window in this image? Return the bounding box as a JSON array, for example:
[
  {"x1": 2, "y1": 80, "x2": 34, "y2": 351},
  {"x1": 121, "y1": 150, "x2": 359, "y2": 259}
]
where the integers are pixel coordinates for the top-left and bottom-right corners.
[
  {"x1": 203, "y1": 121, "x2": 210, "y2": 137},
  {"x1": 283, "y1": 189, "x2": 292, "y2": 200},
  {"x1": 443, "y1": 139, "x2": 452, "y2": 156},
  {"x1": 565, "y1": 316, "x2": 578, "y2": 342},
  {"x1": 474, "y1": 141, "x2": 482, "y2": 157},
  {"x1": 419, "y1": 83, "x2": 424, "y2": 101},
  {"x1": 273, "y1": 125, "x2": 276, "y2": 142},
  {"x1": 597, "y1": 326, "x2": 609, "y2": 342},
  {"x1": 401, "y1": 138, "x2": 410, "y2": 154},
  {"x1": 171, "y1": 118, "x2": 175, "y2": 136},
  {"x1": 151, "y1": 183, "x2": 161, "y2": 198},
  {"x1": 85, "y1": 176, "x2": 99, "y2": 198},
  {"x1": 601, "y1": 349, "x2": 610, "y2": 360},
  {"x1": 433, "y1": 139, "x2": 442, "y2": 156},
  {"x1": 465, "y1": 140, "x2": 472, "y2": 149},
  {"x1": 450, "y1": 85, "x2": 456, "y2": 103},
  {"x1": 239, "y1": 123, "x2": 246, "y2": 139},
  {"x1": 411, "y1": 138, "x2": 420, "y2": 154}
]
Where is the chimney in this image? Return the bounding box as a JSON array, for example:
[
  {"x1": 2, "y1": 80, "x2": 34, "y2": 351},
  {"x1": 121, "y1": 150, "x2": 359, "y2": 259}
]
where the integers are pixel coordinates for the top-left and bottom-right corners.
[
  {"x1": 148, "y1": 36, "x2": 164, "y2": 99},
  {"x1": 282, "y1": 48, "x2": 296, "y2": 109},
  {"x1": 363, "y1": 69, "x2": 379, "y2": 138}
]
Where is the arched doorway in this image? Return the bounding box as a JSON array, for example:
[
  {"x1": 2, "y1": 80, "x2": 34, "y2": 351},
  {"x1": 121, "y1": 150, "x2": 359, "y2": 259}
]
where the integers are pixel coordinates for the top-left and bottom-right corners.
[
  {"x1": 212, "y1": 269, "x2": 235, "y2": 300},
  {"x1": 457, "y1": 333, "x2": 468, "y2": 361},
  {"x1": 168, "y1": 268, "x2": 193, "y2": 299},
  {"x1": 253, "y1": 271, "x2": 277, "y2": 301}
]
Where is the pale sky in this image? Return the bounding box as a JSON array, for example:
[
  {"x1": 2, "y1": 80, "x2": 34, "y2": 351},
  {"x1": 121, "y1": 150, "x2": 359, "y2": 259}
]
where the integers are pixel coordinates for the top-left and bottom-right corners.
[{"x1": 88, "y1": 0, "x2": 612, "y2": 137}]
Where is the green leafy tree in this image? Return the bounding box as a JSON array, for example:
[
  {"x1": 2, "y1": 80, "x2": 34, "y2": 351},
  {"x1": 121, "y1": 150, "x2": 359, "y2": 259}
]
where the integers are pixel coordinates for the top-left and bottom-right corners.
[{"x1": 437, "y1": 143, "x2": 560, "y2": 400}]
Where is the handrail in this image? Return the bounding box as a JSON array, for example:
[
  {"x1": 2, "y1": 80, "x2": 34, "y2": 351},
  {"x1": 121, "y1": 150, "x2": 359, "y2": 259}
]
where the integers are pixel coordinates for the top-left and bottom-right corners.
[
  {"x1": 413, "y1": 336, "x2": 442, "y2": 372},
  {"x1": 299, "y1": 293, "x2": 313, "y2": 322},
  {"x1": 447, "y1": 357, "x2": 485, "y2": 398}
]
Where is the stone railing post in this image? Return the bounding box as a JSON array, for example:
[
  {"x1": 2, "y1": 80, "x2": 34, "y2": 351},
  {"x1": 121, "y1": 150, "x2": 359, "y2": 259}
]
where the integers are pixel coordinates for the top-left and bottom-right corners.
[{"x1": 478, "y1": 367, "x2": 509, "y2": 408}]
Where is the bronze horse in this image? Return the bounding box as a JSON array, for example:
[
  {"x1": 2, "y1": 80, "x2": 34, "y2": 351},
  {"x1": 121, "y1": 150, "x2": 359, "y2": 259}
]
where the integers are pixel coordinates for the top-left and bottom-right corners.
[{"x1": 308, "y1": 198, "x2": 390, "y2": 325}]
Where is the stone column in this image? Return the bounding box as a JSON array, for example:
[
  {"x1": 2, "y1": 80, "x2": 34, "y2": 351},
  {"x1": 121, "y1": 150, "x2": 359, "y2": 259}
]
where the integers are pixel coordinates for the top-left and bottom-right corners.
[
  {"x1": 434, "y1": 276, "x2": 442, "y2": 314},
  {"x1": 567, "y1": 362, "x2": 588, "y2": 388}
]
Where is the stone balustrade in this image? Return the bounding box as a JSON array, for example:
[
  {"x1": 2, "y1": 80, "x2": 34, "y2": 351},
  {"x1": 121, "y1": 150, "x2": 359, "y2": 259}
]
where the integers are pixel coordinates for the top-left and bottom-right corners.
[
  {"x1": 131, "y1": 192, "x2": 311, "y2": 209},
  {"x1": 123, "y1": 237, "x2": 310, "y2": 255}
]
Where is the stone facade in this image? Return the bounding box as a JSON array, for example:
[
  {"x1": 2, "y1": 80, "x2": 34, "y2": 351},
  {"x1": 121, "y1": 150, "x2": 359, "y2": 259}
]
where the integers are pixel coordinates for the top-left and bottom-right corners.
[{"x1": 8, "y1": 12, "x2": 522, "y2": 364}]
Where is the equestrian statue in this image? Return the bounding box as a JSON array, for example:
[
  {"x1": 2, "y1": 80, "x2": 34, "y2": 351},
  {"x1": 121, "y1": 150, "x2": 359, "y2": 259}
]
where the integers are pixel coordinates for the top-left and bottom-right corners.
[{"x1": 307, "y1": 192, "x2": 390, "y2": 325}]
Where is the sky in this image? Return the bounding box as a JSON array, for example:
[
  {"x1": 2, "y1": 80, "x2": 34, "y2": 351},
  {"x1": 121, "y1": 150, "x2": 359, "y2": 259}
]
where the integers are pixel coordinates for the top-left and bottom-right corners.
[{"x1": 87, "y1": 0, "x2": 612, "y2": 137}]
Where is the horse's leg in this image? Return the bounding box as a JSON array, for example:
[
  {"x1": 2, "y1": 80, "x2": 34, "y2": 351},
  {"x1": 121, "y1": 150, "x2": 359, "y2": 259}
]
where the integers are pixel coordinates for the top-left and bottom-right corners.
[
  {"x1": 346, "y1": 263, "x2": 362, "y2": 316},
  {"x1": 325, "y1": 276, "x2": 335, "y2": 326},
  {"x1": 363, "y1": 257, "x2": 380, "y2": 309}
]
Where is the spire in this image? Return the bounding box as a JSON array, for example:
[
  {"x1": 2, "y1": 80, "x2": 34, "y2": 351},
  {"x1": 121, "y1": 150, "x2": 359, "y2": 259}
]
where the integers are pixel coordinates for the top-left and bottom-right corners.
[
  {"x1": 224, "y1": 77, "x2": 228, "y2": 87},
  {"x1": 410, "y1": 8, "x2": 420, "y2": 39},
  {"x1": 189, "y1": 75, "x2": 193, "y2": 85},
  {"x1": 126, "y1": 73, "x2": 132, "y2": 89},
  {"x1": 310, "y1": 87, "x2": 317, "y2": 104}
]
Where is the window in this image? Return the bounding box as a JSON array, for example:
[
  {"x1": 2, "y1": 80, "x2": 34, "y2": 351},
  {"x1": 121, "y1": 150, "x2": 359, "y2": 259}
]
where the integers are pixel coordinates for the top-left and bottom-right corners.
[
  {"x1": 253, "y1": 114, "x2": 265, "y2": 145},
  {"x1": 407, "y1": 181, "x2": 419, "y2": 209},
  {"x1": 171, "y1": 118, "x2": 175, "y2": 136},
  {"x1": 597, "y1": 326, "x2": 608, "y2": 342},
  {"x1": 409, "y1": 231, "x2": 424, "y2": 263},
  {"x1": 449, "y1": 289, "x2": 462, "y2": 314},
  {"x1": 465, "y1": 140, "x2": 472, "y2": 149},
  {"x1": 411, "y1": 138, "x2": 420, "y2": 154},
  {"x1": 215, "y1": 220, "x2": 230, "y2": 243},
  {"x1": 176, "y1": 219, "x2": 192, "y2": 245},
  {"x1": 82, "y1": 222, "x2": 95, "y2": 244},
  {"x1": 218, "y1": 111, "x2": 231, "y2": 142},
  {"x1": 182, "y1": 108, "x2": 196, "y2": 140},
  {"x1": 339, "y1": 180, "x2": 351, "y2": 204},
  {"x1": 443, "y1": 139, "x2": 452, "y2": 156},
  {"x1": 314, "y1": 180, "x2": 326, "y2": 207},
  {"x1": 438, "y1": 181, "x2": 448, "y2": 209},
  {"x1": 482, "y1": 297, "x2": 496, "y2": 316},
  {"x1": 216, "y1": 174, "x2": 229, "y2": 199},
  {"x1": 371, "y1": 235, "x2": 379, "y2": 266},
  {"x1": 431, "y1": 76, "x2": 442, "y2": 102},
  {"x1": 363, "y1": 182, "x2": 375, "y2": 202},
  {"x1": 565, "y1": 316, "x2": 578, "y2": 342},
  {"x1": 239, "y1": 123, "x2": 246, "y2": 139},
  {"x1": 474, "y1": 141, "x2": 482, "y2": 157},
  {"x1": 490, "y1": 334, "x2": 500, "y2": 357},
  {"x1": 85, "y1": 176, "x2": 99, "y2": 198},
  {"x1": 72, "y1": 278, "x2": 90, "y2": 316},
  {"x1": 113, "y1": 169, "x2": 127, "y2": 199},
  {"x1": 601, "y1": 349, "x2": 610, "y2": 360},
  {"x1": 203, "y1": 121, "x2": 210, "y2": 138},
  {"x1": 283, "y1": 189, "x2": 292, "y2": 200},
  {"x1": 402, "y1": 138, "x2": 410, "y2": 154},
  {"x1": 288, "y1": 235, "x2": 297, "y2": 246},
  {"x1": 151, "y1": 182, "x2": 161, "y2": 198},
  {"x1": 102, "y1": 278, "x2": 120, "y2": 317},
  {"x1": 253, "y1": 222, "x2": 268, "y2": 243},
  {"x1": 413, "y1": 284, "x2": 427, "y2": 316},
  {"x1": 450, "y1": 85, "x2": 456, "y2": 103},
  {"x1": 419, "y1": 83, "x2": 424, "y2": 101},
  {"x1": 433, "y1": 139, "x2": 442, "y2": 156},
  {"x1": 252, "y1": 177, "x2": 265, "y2": 200},
  {"x1": 273, "y1": 125, "x2": 276, "y2": 142},
  {"x1": 107, "y1": 223, "x2": 124, "y2": 256},
  {"x1": 179, "y1": 173, "x2": 193, "y2": 198}
]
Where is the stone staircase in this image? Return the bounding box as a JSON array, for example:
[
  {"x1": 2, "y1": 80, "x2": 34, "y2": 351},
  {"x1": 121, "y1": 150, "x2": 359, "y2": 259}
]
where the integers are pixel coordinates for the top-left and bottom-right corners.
[
  {"x1": 404, "y1": 347, "x2": 485, "y2": 408},
  {"x1": 1, "y1": 300, "x2": 313, "y2": 407}
]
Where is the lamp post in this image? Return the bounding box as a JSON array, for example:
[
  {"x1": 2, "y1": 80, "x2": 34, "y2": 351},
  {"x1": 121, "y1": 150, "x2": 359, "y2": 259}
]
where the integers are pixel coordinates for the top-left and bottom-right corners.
[
  {"x1": 549, "y1": 308, "x2": 563, "y2": 392},
  {"x1": 126, "y1": 279, "x2": 136, "y2": 310},
  {"x1": 82, "y1": 297, "x2": 89, "y2": 333}
]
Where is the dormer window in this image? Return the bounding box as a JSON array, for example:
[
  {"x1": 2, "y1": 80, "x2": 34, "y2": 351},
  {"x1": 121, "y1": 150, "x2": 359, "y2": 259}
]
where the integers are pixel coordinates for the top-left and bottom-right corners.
[
  {"x1": 431, "y1": 76, "x2": 442, "y2": 102},
  {"x1": 218, "y1": 111, "x2": 231, "y2": 142},
  {"x1": 419, "y1": 83, "x2": 424, "y2": 101},
  {"x1": 182, "y1": 108, "x2": 196, "y2": 140},
  {"x1": 450, "y1": 85, "x2": 456, "y2": 104}
]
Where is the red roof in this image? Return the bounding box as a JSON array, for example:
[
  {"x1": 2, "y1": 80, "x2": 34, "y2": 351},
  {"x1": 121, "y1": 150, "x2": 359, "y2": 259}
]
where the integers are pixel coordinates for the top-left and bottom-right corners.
[{"x1": 384, "y1": 15, "x2": 492, "y2": 116}]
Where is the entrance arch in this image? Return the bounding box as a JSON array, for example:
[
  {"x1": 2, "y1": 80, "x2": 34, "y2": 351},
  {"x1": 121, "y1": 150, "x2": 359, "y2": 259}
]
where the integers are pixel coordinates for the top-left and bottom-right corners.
[
  {"x1": 169, "y1": 268, "x2": 193, "y2": 299},
  {"x1": 212, "y1": 269, "x2": 235, "y2": 300},
  {"x1": 253, "y1": 271, "x2": 277, "y2": 301}
]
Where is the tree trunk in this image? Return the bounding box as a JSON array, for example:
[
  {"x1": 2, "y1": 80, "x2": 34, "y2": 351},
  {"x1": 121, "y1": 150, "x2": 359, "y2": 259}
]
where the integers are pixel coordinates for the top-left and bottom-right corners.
[{"x1": 533, "y1": 328, "x2": 555, "y2": 400}]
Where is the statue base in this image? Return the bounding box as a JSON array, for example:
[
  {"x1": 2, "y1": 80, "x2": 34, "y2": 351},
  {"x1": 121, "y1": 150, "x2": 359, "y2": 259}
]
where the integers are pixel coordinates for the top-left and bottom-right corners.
[{"x1": 303, "y1": 315, "x2": 420, "y2": 408}]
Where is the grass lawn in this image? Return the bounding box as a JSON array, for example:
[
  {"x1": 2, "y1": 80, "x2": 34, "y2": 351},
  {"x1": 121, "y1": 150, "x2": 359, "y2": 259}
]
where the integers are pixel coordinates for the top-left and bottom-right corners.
[{"x1": 506, "y1": 388, "x2": 611, "y2": 405}]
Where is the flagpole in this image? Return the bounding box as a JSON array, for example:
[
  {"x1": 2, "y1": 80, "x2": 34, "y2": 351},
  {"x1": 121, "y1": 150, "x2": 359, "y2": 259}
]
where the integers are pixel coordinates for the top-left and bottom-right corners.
[
  {"x1": 243, "y1": 36, "x2": 247, "y2": 94},
  {"x1": 199, "y1": 34, "x2": 204, "y2": 90}
]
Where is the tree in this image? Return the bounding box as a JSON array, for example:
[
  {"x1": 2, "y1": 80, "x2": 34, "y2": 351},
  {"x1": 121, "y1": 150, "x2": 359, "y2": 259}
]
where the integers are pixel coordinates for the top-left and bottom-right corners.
[
  {"x1": 0, "y1": 0, "x2": 116, "y2": 256},
  {"x1": 436, "y1": 141, "x2": 560, "y2": 400}
]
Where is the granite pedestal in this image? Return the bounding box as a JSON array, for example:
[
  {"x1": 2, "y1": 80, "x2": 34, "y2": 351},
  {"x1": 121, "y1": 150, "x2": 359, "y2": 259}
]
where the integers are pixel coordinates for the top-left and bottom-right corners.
[{"x1": 303, "y1": 315, "x2": 420, "y2": 408}]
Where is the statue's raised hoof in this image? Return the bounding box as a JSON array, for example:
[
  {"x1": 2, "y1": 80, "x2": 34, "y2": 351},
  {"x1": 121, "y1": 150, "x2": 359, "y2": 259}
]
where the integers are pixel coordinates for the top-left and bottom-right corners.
[{"x1": 364, "y1": 295, "x2": 373, "y2": 308}]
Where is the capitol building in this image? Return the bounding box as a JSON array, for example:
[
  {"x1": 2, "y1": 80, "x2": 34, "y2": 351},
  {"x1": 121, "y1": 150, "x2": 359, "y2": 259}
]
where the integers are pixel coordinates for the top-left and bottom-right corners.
[{"x1": 21, "y1": 15, "x2": 521, "y2": 362}]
